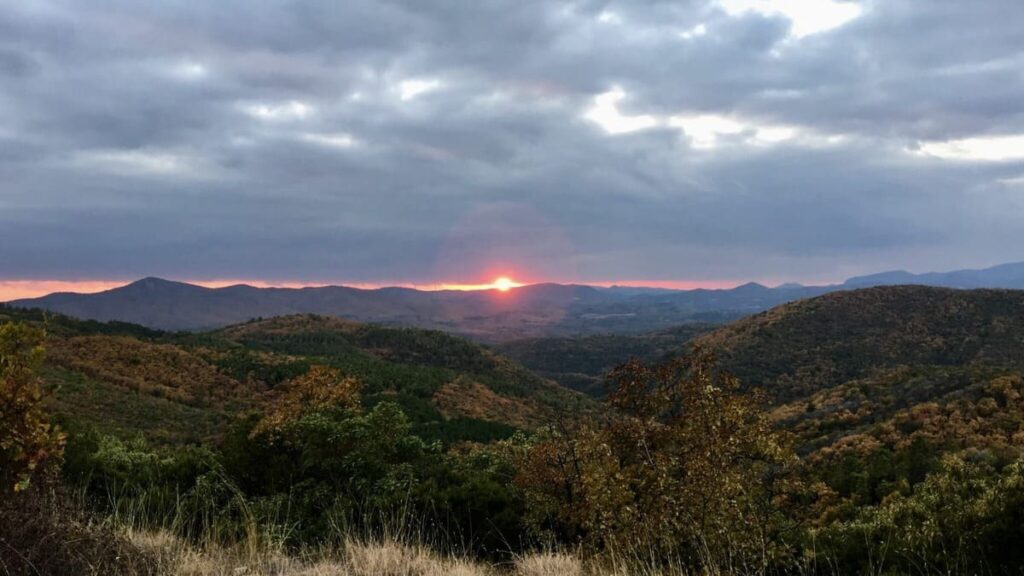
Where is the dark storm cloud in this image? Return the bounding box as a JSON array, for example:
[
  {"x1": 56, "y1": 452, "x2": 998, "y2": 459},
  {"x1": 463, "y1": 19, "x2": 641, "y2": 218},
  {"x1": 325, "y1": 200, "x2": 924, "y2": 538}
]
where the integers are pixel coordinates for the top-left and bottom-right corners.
[{"x1": 1, "y1": 0, "x2": 1023, "y2": 285}]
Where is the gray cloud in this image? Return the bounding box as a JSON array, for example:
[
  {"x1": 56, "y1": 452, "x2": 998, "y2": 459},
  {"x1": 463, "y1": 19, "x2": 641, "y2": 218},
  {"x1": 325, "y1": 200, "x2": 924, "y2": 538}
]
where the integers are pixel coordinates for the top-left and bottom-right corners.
[{"x1": 1, "y1": 0, "x2": 1023, "y2": 285}]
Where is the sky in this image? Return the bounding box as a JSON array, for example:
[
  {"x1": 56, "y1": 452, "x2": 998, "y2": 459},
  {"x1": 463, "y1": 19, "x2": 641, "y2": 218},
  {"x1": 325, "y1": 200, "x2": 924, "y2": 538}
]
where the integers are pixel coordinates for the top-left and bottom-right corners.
[{"x1": 1, "y1": 0, "x2": 1023, "y2": 298}]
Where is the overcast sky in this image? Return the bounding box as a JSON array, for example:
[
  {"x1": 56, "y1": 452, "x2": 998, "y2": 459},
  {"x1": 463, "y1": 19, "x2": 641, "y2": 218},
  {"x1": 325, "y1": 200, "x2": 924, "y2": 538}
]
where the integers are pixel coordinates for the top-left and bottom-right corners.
[{"x1": 2, "y1": 0, "x2": 1023, "y2": 291}]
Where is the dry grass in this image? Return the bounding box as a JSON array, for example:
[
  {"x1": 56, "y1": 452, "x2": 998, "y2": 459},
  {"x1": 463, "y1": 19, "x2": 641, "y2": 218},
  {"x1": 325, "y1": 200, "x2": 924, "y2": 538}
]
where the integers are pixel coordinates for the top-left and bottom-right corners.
[
  {"x1": 128, "y1": 531, "x2": 500, "y2": 576},
  {"x1": 120, "y1": 531, "x2": 667, "y2": 576},
  {"x1": 513, "y1": 551, "x2": 584, "y2": 576},
  {"x1": 332, "y1": 540, "x2": 491, "y2": 576},
  {"x1": 120, "y1": 527, "x2": 728, "y2": 576},
  {"x1": 0, "y1": 486, "x2": 162, "y2": 576}
]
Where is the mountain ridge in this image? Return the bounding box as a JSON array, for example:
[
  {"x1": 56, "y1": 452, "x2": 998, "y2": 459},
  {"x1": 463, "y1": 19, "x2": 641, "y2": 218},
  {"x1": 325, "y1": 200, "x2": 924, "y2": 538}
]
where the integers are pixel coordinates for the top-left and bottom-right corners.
[{"x1": 8, "y1": 261, "x2": 1024, "y2": 338}]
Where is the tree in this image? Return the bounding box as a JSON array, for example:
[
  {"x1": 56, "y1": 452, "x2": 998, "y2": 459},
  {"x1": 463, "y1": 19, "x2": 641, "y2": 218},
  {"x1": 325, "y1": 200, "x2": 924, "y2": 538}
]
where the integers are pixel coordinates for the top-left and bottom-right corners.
[
  {"x1": 0, "y1": 322, "x2": 65, "y2": 493},
  {"x1": 222, "y1": 365, "x2": 438, "y2": 542},
  {"x1": 251, "y1": 364, "x2": 361, "y2": 437},
  {"x1": 517, "y1": 347, "x2": 804, "y2": 573},
  {"x1": 818, "y1": 454, "x2": 1024, "y2": 574}
]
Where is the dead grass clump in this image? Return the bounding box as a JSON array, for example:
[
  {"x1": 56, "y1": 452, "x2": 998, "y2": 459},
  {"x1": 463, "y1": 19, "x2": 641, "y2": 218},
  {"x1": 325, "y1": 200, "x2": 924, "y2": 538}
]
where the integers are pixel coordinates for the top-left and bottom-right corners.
[
  {"x1": 335, "y1": 539, "x2": 492, "y2": 576},
  {"x1": 514, "y1": 551, "x2": 584, "y2": 576},
  {"x1": 124, "y1": 532, "x2": 498, "y2": 576},
  {"x1": 120, "y1": 530, "x2": 708, "y2": 576},
  {"x1": 0, "y1": 486, "x2": 159, "y2": 576}
]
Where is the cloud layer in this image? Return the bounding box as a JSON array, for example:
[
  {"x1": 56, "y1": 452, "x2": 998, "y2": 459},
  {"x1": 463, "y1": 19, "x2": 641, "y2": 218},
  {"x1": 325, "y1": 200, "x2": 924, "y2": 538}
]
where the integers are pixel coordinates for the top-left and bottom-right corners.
[{"x1": 2, "y1": 0, "x2": 1022, "y2": 285}]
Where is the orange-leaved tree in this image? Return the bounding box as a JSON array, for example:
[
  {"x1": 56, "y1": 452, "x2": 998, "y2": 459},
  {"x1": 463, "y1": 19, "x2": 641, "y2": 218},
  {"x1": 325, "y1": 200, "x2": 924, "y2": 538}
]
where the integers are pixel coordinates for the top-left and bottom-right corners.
[
  {"x1": 517, "y1": 347, "x2": 805, "y2": 573},
  {"x1": 251, "y1": 364, "x2": 362, "y2": 437},
  {"x1": 0, "y1": 322, "x2": 65, "y2": 493}
]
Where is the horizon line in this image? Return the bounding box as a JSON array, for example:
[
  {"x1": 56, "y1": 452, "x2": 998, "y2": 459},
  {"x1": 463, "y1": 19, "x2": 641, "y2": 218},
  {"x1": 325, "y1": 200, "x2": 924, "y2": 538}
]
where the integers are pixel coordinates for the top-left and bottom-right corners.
[{"x1": 0, "y1": 276, "x2": 811, "y2": 302}]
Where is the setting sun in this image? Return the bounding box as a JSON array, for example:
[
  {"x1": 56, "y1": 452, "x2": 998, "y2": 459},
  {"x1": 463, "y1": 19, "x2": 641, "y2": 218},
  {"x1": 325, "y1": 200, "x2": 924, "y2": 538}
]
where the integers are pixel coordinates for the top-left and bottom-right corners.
[{"x1": 493, "y1": 277, "x2": 516, "y2": 291}]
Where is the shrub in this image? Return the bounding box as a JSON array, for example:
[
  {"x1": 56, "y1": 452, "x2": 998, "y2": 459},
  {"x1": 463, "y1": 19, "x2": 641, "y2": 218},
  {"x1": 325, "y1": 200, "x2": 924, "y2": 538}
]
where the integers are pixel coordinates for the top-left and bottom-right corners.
[
  {"x1": 517, "y1": 347, "x2": 805, "y2": 573},
  {"x1": 0, "y1": 321, "x2": 65, "y2": 492},
  {"x1": 817, "y1": 454, "x2": 1024, "y2": 575}
]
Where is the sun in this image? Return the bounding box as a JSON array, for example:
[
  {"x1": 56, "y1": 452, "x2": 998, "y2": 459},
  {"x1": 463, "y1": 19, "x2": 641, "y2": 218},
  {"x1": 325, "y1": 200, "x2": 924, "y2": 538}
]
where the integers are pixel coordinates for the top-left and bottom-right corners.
[{"x1": 493, "y1": 277, "x2": 515, "y2": 292}]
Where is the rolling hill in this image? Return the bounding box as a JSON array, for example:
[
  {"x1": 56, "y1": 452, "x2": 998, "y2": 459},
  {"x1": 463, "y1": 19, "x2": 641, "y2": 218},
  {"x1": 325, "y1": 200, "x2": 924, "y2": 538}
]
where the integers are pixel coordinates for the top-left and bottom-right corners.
[
  {"x1": 696, "y1": 286, "x2": 1024, "y2": 401},
  {"x1": 0, "y1": 306, "x2": 591, "y2": 445},
  {"x1": 690, "y1": 286, "x2": 1024, "y2": 470},
  {"x1": 7, "y1": 283, "x2": 1024, "y2": 460},
  {"x1": 503, "y1": 277, "x2": 1024, "y2": 398}
]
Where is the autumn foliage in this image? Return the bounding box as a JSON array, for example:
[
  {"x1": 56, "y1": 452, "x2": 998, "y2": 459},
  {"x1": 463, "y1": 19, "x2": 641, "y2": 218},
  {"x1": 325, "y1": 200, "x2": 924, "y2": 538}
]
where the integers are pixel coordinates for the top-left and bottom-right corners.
[
  {"x1": 48, "y1": 335, "x2": 252, "y2": 405},
  {"x1": 517, "y1": 348, "x2": 804, "y2": 572},
  {"x1": 7, "y1": 288, "x2": 1024, "y2": 573},
  {"x1": 0, "y1": 322, "x2": 65, "y2": 492},
  {"x1": 252, "y1": 364, "x2": 362, "y2": 436}
]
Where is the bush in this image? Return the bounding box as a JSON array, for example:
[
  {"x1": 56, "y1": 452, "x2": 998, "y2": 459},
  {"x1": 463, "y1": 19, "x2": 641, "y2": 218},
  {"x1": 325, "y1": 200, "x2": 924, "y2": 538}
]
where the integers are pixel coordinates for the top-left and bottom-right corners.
[
  {"x1": 817, "y1": 454, "x2": 1024, "y2": 575},
  {"x1": 0, "y1": 321, "x2": 65, "y2": 492},
  {"x1": 64, "y1": 429, "x2": 223, "y2": 530},
  {"x1": 517, "y1": 348, "x2": 805, "y2": 573}
]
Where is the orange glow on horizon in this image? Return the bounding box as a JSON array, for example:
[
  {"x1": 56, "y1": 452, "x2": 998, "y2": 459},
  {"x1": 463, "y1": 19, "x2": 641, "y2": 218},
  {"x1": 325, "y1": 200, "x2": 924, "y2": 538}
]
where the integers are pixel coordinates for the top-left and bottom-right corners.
[
  {"x1": 0, "y1": 280, "x2": 128, "y2": 302},
  {"x1": 432, "y1": 276, "x2": 526, "y2": 291},
  {"x1": 0, "y1": 276, "x2": 833, "y2": 302}
]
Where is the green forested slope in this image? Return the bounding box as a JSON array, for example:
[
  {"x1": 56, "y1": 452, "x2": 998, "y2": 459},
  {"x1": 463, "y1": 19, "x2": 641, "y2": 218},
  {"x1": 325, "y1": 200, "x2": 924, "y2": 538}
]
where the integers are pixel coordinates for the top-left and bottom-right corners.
[{"x1": 0, "y1": 307, "x2": 589, "y2": 445}]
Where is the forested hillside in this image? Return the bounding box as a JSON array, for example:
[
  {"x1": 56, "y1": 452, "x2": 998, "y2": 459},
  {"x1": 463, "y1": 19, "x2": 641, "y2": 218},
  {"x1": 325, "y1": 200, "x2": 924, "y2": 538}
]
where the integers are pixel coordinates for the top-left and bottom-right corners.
[
  {"x1": 5, "y1": 287, "x2": 1024, "y2": 574},
  {"x1": 687, "y1": 286, "x2": 1024, "y2": 568},
  {"x1": 694, "y1": 286, "x2": 1024, "y2": 458},
  {"x1": 503, "y1": 286, "x2": 1024, "y2": 572},
  {"x1": 0, "y1": 306, "x2": 589, "y2": 446},
  {"x1": 697, "y1": 286, "x2": 1024, "y2": 402}
]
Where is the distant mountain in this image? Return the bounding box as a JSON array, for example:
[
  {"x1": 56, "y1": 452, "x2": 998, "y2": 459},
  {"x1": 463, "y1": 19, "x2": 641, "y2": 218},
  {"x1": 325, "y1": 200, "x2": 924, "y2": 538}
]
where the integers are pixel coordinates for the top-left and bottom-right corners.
[
  {"x1": 9, "y1": 277, "x2": 612, "y2": 338},
  {"x1": 3, "y1": 276, "x2": 766, "y2": 337},
  {"x1": 8, "y1": 261, "x2": 1024, "y2": 338},
  {"x1": 842, "y1": 261, "x2": 1024, "y2": 289}
]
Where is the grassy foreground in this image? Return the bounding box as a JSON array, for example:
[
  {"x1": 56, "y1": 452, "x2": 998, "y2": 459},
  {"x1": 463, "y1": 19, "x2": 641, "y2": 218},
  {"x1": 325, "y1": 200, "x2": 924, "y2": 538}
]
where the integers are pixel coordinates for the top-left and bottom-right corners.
[
  {"x1": 0, "y1": 481, "x2": 747, "y2": 576},
  {"x1": 122, "y1": 532, "x2": 646, "y2": 576}
]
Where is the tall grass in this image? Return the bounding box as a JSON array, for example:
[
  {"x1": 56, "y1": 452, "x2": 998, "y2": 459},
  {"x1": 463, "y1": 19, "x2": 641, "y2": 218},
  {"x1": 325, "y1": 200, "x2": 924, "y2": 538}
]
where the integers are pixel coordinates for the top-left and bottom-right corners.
[
  {"x1": 74, "y1": 480, "x2": 765, "y2": 576},
  {"x1": 119, "y1": 531, "x2": 752, "y2": 576},
  {"x1": 65, "y1": 466, "x2": 980, "y2": 576},
  {"x1": 15, "y1": 471, "x2": 993, "y2": 576}
]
